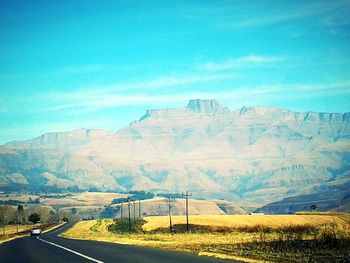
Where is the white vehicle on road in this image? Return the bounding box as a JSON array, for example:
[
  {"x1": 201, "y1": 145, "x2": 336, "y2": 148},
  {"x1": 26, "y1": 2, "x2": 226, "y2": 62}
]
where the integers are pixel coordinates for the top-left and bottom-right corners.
[{"x1": 30, "y1": 227, "x2": 42, "y2": 236}]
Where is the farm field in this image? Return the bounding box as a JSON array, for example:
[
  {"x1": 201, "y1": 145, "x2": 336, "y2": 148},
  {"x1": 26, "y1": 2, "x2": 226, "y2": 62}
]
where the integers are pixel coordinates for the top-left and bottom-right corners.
[
  {"x1": 61, "y1": 214, "x2": 350, "y2": 262},
  {"x1": 1, "y1": 192, "x2": 246, "y2": 220},
  {"x1": 0, "y1": 192, "x2": 129, "y2": 219},
  {"x1": 142, "y1": 214, "x2": 346, "y2": 231},
  {"x1": 112, "y1": 198, "x2": 247, "y2": 218},
  {"x1": 0, "y1": 192, "x2": 128, "y2": 207},
  {"x1": 40, "y1": 192, "x2": 128, "y2": 207}
]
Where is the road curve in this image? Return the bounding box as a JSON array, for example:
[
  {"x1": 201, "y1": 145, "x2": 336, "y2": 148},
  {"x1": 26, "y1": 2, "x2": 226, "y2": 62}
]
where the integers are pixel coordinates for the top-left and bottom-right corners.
[{"x1": 0, "y1": 222, "x2": 241, "y2": 263}]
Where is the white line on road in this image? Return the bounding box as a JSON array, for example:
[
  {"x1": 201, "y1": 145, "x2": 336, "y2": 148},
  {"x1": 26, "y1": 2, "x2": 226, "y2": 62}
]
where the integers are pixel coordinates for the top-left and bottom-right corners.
[{"x1": 37, "y1": 237, "x2": 104, "y2": 263}]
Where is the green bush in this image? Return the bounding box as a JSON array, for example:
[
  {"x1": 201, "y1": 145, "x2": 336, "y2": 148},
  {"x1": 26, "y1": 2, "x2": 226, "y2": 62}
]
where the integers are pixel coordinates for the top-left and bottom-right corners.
[
  {"x1": 28, "y1": 213, "x2": 40, "y2": 224},
  {"x1": 107, "y1": 218, "x2": 146, "y2": 233}
]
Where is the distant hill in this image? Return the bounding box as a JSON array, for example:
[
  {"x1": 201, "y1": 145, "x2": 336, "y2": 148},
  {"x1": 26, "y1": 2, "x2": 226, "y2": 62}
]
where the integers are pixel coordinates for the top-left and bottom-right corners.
[
  {"x1": 1, "y1": 99, "x2": 350, "y2": 207},
  {"x1": 255, "y1": 180, "x2": 350, "y2": 213}
]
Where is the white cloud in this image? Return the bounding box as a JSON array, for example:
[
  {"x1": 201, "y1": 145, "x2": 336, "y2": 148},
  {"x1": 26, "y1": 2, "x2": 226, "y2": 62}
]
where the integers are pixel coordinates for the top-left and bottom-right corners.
[
  {"x1": 200, "y1": 55, "x2": 285, "y2": 71},
  {"x1": 40, "y1": 81, "x2": 350, "y2": 115}
]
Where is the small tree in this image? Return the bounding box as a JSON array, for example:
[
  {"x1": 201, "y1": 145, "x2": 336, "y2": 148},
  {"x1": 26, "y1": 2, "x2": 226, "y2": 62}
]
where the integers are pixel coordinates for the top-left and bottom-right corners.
[
  {"x1": 28, "y1": 213, "x2": 40, "y2": 224},
  {"x1": 36, "y1": 207, "x2": 51, "y2": 223},
  {"x1": 49, "y1": 210, "x2": 60, "y2": 223},
  {"x1": 0, "y1": 206, "x2": 16, "y2": 235},
  {"x1": 58, "y1": 210, "x2": 72, "y2": 222}
]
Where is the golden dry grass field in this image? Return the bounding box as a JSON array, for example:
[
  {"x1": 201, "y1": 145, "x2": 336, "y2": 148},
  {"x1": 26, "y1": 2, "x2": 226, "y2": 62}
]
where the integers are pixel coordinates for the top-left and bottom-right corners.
[
  {"x1": 61, "y1": 214, "x2": 350, "y2": 263},
  {"x1": 142, "y1": 214, "x2": 347, "y2": 231}
]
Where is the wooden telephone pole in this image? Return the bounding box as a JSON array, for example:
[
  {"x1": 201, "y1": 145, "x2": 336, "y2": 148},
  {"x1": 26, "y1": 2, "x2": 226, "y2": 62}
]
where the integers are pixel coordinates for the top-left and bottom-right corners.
[
  {"x1": 167, "y1": 197, "x2": 175, "y2": 233},
  {"x1": 138, "y1": 200, "x2": 141, "y2": 218},
  {"x1": 133, "y1": 201, "x2": 136, "y2": 224},
  {"x1": 182, "y1": 191, "x2": 192, "y2": 232},
  {"x1": 127, "y1": 199, "x2": 131, "y2": 231}
]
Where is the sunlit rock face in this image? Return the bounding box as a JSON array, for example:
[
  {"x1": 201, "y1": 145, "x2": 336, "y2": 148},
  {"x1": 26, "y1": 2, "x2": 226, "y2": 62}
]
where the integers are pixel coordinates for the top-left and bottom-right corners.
[
  {"x1": 186, "y1": 99, "x2": 230, "y2": 114},
  {"x1": 1, "y1": 100, "x2": 350, "y2": 206}
]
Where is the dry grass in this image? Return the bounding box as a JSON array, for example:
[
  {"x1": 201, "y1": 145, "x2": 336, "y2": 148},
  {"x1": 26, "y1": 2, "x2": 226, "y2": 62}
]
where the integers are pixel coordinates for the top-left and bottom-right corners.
[
  {"x1": 111, "y1": 198, "x2": 230, "y2": 217},
  {"x1": 62, "y1": 218, "x2": 261, "y2": 248},
  {"x1": 0, "y1": 193, "x2": 40, "y2": 202},
  {"x1": 41, "y1": 191, "x2": 128, "y2": 207},
  {"x1": 0, "y1": 222, "x2": 63, "y2": 244},
  {"x1": 143, "y1": 214, "x2": 347, "y2": 231},
  {"x1": 0, "y1": 224, "x2": 40, "y2": 235},
  {"x1": 61, "y1": 214, "x2": 350, "y2": 262},
  {"x1": 71, "y1": 192, "x2": 127, "y2": 206}
]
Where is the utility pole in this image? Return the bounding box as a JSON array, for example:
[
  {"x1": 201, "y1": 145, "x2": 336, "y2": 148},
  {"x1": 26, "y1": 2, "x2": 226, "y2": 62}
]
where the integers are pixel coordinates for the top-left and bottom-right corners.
[
  {"x1": 133, "y1": 201, "x2": 136, "y2": 224},
  {"x1": 138, "y1": 200, "x2": 141, "y2": 218},
  {"x1": 182, "y1": 191, "x2": 192, "y2": 232},
  {"x1": 120, "y1": 202, "x2": 123, "y2": 219},
  {"x1": 127, "y1": 199, "x2": 131, "y2": 232},
  {"x1": 167, "y1": 197, "x2": 175, "y2": 233},
  {"x1": 17, "y1": 205, "x2": 23, "y2": 234}
]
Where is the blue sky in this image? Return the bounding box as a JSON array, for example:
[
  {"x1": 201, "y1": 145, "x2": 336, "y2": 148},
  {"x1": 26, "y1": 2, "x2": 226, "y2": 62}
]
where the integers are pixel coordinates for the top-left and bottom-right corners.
[{"x1": 1, "y1": 0, "x2": 350, "y2": 144}]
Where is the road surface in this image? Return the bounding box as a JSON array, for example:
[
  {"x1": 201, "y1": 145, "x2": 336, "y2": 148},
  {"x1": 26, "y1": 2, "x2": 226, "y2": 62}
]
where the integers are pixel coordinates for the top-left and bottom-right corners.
[{"x1": 0, "y1": 222, "x2": 240, "y2": 263}]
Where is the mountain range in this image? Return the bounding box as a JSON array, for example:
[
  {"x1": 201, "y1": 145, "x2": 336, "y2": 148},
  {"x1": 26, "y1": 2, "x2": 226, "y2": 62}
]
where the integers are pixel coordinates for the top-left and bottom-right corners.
[{"x1": 1, "y1": 99, "x2": 349, "y2": 209}]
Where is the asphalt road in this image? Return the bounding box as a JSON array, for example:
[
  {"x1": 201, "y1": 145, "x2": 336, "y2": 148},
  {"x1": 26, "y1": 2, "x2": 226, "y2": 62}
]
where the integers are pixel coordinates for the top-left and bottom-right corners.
[{"x1": 0, "y1": 222, "x2": 240, "y2": 263}]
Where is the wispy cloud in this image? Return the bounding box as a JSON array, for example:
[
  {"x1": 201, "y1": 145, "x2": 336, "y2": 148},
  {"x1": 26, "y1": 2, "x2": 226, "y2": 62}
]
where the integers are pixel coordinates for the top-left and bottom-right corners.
[
  {"x1": 295, "y1": 81, "x2": 350, "y2": 92},
  {"x1": 44, "y1": 72, "x2": 236, "y2": 101},
  {"x1": 200, "y1": 55, "x2": 285, "y2": 71},
  {"x1": 220, "y1": 0, "x2": 350, "y2": 29},
  {"x1": 34, "y1": 72, "x2": 236, "y2": 114},
  {"x1": 40, "y1": 80, "x2": 350, "y2": 115},
  {"x1": 112, "y1": 73, "x2": 235, "y2": 90}
]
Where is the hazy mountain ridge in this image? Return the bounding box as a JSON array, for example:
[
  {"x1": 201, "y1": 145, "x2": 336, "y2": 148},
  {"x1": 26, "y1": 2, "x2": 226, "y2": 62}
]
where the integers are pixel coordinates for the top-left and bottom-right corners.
[
  {"x1": 1, "y1": 99, "x2": 350, "y2": 207},
  {"x1": 255, "y1": 180, "x2": 350, "y2": 214}
]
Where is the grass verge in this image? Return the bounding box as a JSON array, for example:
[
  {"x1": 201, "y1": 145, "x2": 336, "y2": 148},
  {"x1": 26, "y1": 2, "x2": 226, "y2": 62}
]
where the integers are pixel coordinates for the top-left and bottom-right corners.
[
  {"x1": 61, "y1": 215, "x2": 350, "y2": 262},
  {"x1": 0, "y1": 222, "x2": 64, "y2": 244}
]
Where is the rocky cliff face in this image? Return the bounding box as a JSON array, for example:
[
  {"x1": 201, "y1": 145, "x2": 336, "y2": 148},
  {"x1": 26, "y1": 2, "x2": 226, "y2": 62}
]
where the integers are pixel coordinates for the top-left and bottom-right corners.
[
  {"x1": 186, "y1": 99, "x2": 230, "y2": 114},
  {"x1": 1, "y1": 100, "x2": 349, "y2": 206}
]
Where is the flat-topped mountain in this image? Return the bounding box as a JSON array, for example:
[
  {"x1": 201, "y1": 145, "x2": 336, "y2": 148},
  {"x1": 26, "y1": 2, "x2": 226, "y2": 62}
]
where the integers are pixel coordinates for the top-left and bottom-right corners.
[
  {"x1": 1, "y1": 99, "x2": 349, "y2": 208},
  {"x1": 186, "y1": 99, "x2": 230, "y2": 114}
]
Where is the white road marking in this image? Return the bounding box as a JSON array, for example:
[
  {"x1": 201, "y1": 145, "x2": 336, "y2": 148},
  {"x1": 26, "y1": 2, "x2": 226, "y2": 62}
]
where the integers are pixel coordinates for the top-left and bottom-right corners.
[{"x1": 37, "y1": 236, "x2": 104, "y2": 263}]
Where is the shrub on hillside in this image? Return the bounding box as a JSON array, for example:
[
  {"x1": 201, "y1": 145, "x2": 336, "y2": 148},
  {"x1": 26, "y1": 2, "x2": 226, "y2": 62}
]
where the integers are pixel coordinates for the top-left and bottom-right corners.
[{"x1": 107, "y1": 218, "x2": 146, "y2": 233}]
